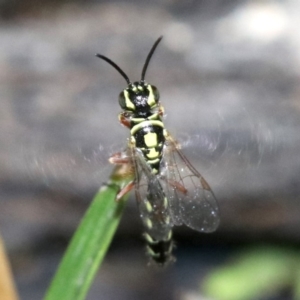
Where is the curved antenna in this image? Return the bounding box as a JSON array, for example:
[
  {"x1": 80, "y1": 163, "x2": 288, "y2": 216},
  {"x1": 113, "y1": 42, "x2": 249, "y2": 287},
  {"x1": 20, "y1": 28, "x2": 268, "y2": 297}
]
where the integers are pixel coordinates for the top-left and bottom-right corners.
[
  {"x1": 96, "y1": 54, "x2": 131, "y2": 85},
  {"x1": 141, "y1": 36, "x2": 163, "y2": 82}
]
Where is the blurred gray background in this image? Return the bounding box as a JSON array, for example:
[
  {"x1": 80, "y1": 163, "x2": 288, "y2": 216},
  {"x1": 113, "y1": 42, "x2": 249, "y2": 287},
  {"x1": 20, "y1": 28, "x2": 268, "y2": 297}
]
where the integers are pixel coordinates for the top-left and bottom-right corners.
[{"x1": 1, "y1": 0, "x2": 300, "y2": 299}]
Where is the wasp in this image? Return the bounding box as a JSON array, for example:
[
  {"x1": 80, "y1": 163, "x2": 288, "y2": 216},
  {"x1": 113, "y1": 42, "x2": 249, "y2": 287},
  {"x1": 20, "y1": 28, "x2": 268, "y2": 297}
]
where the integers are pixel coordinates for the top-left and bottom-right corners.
[{"x1": 96, "y1": 36, "x2": 219, "y2": 265}]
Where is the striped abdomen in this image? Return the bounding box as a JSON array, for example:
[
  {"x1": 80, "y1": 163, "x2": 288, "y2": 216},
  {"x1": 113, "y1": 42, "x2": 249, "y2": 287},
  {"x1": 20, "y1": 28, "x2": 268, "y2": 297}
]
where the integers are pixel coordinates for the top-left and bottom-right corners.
[
  {"x1": 144, "y1": 230, "x2": 174, "y2": 265},
  {"x1": 138, "y1": 173, "x2": 174, "y2": 266}
]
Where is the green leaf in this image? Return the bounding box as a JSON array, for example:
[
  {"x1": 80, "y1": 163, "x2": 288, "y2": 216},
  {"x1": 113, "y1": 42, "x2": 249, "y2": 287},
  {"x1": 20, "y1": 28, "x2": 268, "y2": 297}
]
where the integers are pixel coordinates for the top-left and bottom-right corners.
[{"x1": 44, "y1": 165, "x2": 134, "y2": 300}]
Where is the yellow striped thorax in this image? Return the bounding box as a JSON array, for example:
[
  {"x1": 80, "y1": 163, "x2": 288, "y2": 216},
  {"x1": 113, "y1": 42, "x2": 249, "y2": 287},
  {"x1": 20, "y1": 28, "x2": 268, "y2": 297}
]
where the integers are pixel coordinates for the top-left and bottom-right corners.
[{"x1": 119, "y1": 82, "x2": 160, "y2": 118}]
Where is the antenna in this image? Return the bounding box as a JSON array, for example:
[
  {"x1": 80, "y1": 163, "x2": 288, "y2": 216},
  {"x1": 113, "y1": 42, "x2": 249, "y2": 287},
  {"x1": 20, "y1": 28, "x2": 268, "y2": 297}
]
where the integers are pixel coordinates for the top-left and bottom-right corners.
[
  {"x1": 141, "y1": 36, "x2": 163, "y2": 82},
  {"x1": 96, "y1": 54, "x2": 131, "y2": 85}
]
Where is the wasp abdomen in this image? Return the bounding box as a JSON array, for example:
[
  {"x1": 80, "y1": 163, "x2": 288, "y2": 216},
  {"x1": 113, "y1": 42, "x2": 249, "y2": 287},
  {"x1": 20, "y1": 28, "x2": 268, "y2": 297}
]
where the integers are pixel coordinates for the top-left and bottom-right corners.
[{"x1": 144, "y1": 231, "x2": 174, "y2": 266}]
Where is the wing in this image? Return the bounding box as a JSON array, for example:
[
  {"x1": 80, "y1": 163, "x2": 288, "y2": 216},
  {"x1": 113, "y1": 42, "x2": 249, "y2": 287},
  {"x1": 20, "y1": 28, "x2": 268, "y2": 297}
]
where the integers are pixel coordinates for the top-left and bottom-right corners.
[
  {"x1": 131, "y1": 146, "x2": 173, "y2": 241},
  {"x1": 160, "y1": 132, "x2": 220, "y2": 233}
]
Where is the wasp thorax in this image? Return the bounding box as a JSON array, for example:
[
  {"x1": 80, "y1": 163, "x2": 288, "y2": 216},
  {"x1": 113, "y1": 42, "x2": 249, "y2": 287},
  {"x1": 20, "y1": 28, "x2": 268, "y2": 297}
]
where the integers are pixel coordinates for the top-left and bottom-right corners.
[{"x1": 118, "y1": 82, "x2": 160, "y2": 116}]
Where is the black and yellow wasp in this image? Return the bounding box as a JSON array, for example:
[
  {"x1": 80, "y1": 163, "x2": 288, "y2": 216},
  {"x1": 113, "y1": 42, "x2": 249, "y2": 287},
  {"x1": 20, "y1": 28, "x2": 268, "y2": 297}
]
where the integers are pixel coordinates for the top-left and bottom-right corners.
[{"x1": 96, "y1": 36, "x2": 219, "y2": 265}]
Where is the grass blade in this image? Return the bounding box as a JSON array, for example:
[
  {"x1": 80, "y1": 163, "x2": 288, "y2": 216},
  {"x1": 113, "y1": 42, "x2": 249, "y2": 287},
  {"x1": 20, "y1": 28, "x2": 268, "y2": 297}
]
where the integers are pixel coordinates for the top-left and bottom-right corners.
[{"x1": 45, "y1": 164, "x2": 134, "y2": 300}]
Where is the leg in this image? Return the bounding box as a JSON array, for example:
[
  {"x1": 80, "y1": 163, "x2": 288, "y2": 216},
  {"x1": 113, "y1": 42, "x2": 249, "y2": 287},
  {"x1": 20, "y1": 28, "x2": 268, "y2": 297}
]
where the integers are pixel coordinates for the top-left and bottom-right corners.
[
  {"x1": 109, "y1": 150, "x2": 135, "y2": 201},
  {"x1": 118, "y1": 112, "x2": 131, "y2": 128},
  {"x1": 116, "y1": 180, "x2": 135, "y2": 201},
  {"x1": 109, "y1": 151, "x2": 130, "y2": 164}
]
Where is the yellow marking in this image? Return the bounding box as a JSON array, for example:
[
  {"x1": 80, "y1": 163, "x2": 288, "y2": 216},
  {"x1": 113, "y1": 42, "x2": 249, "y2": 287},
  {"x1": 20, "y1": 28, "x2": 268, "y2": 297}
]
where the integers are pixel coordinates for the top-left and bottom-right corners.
[
  {"x1": 147, "y1": 85, "x2": 156, "y2": 107},
  {"x1": 147, "y1": 158, "x2": 160, "y2": 164},
  {"x1": 163, "y1": 129, "x2": 168, "y2": 137},
  {"x1": 146, "y1": 246, "x2": 159, "y2": 257},
  {"x1": 166, "y1": 231, "x2": 172, "y2": 241},
  {"x1": 144, "y1": 132, "x2": 157, "y2": 147},
  {"x1": 130, "y1": 136, "x2": 136, "y2": 143},
  {"x1": 165, "y1": 216, "x2": 170, "y2": 225},
  {"x1": 131, "y1": 117, "x2": 146, "y2": 123},
  {"x1": 145, "y1": 201, "x2": 153, "y2": 213},
  {"x1": 124, "y1": 90, "x2": 135, "y2": 110},
  {"x1": 152, "y1": 168, "x2": 158, "y2": 174},
  {"x1": 147, "y1": 157, "x2": 160, "y2": 165},
  {"x1": 144, "y1": 218, "x2": 153, "y2": 229},
  {"x1": 148, "y1": 113, "x2": 159, "y2": 120},
  {"x1": 163, "y1": 197, "x2": 168, "y2": 209},
  {"x1": 130, "y1": 120, "x2": 164, "y2": 135},
  {"x1": 138, "y1": 85, "x2": 143, "y2": 91},
  {"x1": 144, "y1": 233, "x2": 158, "y2": 244},
  {"x1": 146, "y1": 148, "x2": 159, "y2": 159}
]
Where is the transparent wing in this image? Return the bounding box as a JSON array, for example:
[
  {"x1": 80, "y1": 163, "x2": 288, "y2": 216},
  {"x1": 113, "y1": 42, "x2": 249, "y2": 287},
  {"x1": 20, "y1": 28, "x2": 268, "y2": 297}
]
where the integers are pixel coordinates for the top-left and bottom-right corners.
[
  {"x1": 131, "y1": 147, "x2": 173, "y2": 241},
  {"x1": 160, "y1": 132, "x2": 220, "y2": 233}
]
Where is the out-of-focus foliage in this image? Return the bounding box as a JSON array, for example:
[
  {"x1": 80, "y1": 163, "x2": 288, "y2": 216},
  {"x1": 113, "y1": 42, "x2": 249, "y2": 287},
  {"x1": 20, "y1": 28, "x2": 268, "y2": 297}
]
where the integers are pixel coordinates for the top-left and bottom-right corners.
[{"x1": 202, "y1": 246, "x2": 299, "y2": 300}]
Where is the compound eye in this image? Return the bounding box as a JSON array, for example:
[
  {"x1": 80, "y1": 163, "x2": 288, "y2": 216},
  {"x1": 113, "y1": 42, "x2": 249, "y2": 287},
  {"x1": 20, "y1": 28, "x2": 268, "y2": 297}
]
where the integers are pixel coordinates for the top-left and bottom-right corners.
[
  {"x1": 119, "y1": 90, "x2": 135, "y2": 111},
  {"x1": 118, "y1": 91, "x2": 126, "y2": 109},
  {"x1": 151, "y1": 85, "x2": 160, "y2": 102}
]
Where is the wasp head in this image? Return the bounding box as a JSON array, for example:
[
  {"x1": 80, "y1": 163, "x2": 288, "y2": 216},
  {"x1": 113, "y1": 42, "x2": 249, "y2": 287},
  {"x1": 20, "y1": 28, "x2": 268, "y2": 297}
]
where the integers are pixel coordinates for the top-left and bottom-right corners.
[
  {"x1": 118, "y1": 82, "x2": 159, "y2": 117},
  {"x1": 96, "y1": 36, "x2": 163, "y2": 117}
]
